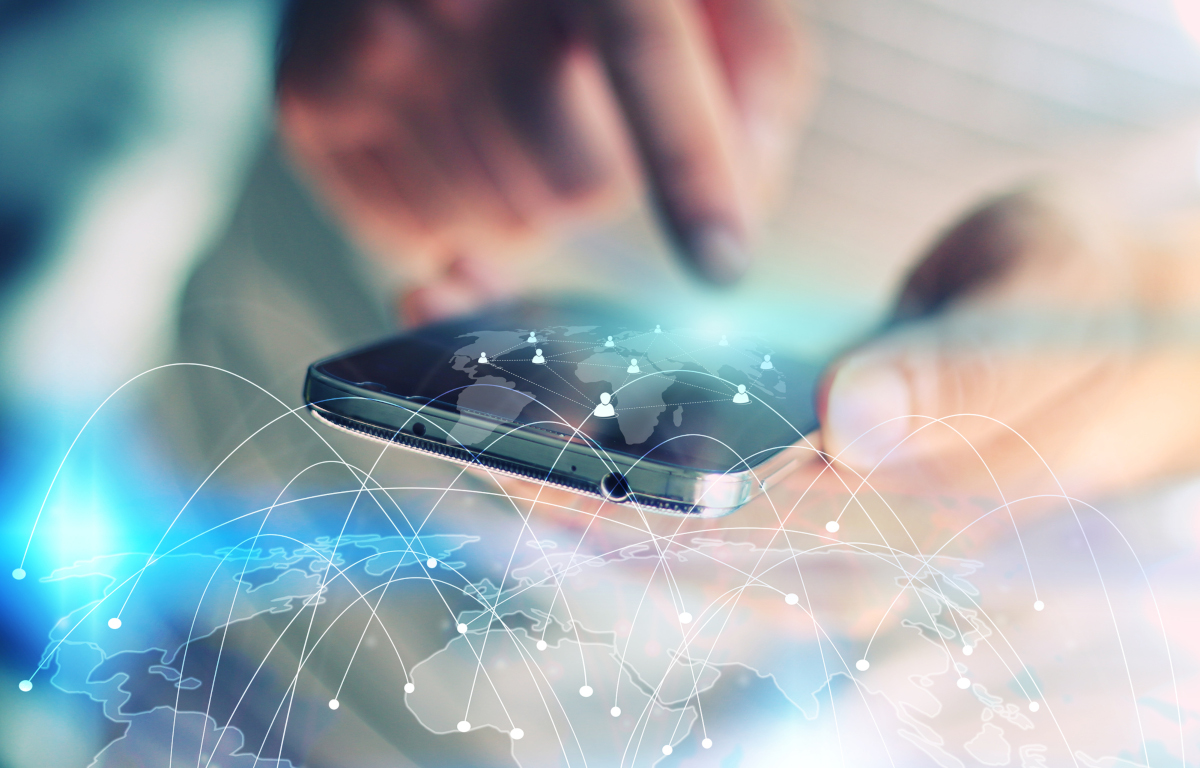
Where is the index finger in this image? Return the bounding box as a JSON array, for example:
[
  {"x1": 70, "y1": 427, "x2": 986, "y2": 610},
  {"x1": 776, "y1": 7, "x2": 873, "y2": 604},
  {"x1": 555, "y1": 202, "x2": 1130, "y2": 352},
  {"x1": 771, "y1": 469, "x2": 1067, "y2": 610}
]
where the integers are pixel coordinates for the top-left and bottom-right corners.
[{"x1": 581, "y1": 0, "x2": 750, "y2": 284}]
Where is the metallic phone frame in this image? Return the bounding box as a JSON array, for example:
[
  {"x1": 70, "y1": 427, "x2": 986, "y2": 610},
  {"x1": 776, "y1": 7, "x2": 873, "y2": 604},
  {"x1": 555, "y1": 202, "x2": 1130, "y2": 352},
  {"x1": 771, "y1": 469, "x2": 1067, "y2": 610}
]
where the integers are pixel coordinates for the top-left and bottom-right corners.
[{"x1": 304, "y1": 365, "x2": 813, "y2": 517}]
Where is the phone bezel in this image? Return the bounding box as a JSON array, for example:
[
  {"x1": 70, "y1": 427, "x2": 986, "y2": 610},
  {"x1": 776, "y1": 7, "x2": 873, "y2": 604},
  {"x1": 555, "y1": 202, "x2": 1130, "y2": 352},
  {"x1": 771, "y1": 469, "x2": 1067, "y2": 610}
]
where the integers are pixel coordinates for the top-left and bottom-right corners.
[{"x1": 304, "y1": 363, "x2": 813, "y2": 517}]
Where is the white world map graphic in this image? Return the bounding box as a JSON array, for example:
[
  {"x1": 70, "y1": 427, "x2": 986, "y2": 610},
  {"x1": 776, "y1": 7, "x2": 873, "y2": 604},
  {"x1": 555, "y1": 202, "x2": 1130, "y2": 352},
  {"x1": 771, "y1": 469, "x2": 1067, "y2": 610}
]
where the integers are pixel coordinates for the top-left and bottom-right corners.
[{"x1": 11, "y1": 325, "x2": 1198, "y2": 768}]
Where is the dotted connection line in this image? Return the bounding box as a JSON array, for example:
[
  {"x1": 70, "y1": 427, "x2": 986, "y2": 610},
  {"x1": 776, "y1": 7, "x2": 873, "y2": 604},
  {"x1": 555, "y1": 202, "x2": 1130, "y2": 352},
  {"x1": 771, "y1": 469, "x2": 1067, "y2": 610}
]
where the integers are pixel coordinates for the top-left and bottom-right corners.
[
  {"x1": 487, "y1": 334, "x2": 769, "y2": 401},
  {"x1": 485, "y1": 363, "x2": 593, "y2": 411},
  {"x1": 535, "y1": 358, "x2": 595, "y2": 405},
  {"x1": 487, "y1": 358, "x2": 734, "y2": 404}
]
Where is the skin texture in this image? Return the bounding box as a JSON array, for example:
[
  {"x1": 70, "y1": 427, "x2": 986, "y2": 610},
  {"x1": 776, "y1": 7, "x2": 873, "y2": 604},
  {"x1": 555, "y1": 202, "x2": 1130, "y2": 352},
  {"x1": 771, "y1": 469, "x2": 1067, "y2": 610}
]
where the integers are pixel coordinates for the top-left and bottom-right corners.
[
  {"x1": 277, "y1": 0, "x2": 814, "y2": 322},
  {"x1": 497, "y1": 186, "x2": 1200, "y2": 536},
  {"x1": 280, "y1": 5, "x2": 1200, "y2": 515},
  {"x1": 815, "y1": 185, "x2": 1200, "y2": 501}
]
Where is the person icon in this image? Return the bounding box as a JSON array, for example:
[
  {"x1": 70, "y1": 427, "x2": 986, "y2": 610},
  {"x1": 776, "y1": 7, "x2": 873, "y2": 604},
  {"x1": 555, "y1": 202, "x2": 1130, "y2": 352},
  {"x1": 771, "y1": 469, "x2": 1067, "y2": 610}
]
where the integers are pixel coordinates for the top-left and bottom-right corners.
[
  {"x1": 532, "y1": 348, "x2": 546, "y2": 364},
  {"x1": 478, "y1": 352, "x2": 489, "y2": 364},
  {"x1": 654, "y1": 324, "x2": 662, "y2": 333},
  {"x1": 627, "y1": 358, "x2": 640, "y2": 373},
  {"x1": 719, "y1": 335, "x2": 729, "y2": 346},
  {"x1": 527, "y1": 332, "x2": 537, "y2": 343},
  {"x1": 604, "y1": 335, "x2": 615, "y2": 348},
  {"x1": 761, "y1": 354, "x2": 774, "y2": 370},
  {"x1": 732, "y1": 384, "x2": 750, "y2": 404},
  {"x1": 594, "y1": 392, "x2": 616, "y2": 418}
]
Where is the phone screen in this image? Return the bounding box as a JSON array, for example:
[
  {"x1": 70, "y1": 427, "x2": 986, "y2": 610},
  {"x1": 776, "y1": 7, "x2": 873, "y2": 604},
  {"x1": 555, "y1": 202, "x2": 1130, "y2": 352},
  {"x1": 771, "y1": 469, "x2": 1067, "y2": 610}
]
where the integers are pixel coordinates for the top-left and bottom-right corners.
[{"x1": 314, "y1": 302, "x2": 820, "y2": 472}]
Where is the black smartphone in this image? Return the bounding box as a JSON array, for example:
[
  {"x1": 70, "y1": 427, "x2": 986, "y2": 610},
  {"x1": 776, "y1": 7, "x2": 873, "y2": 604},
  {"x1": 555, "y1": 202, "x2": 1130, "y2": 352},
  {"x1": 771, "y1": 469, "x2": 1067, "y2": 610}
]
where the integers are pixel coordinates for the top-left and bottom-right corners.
[{"x1": 304, "y1": 299, "x2": 820, "y2": 516}]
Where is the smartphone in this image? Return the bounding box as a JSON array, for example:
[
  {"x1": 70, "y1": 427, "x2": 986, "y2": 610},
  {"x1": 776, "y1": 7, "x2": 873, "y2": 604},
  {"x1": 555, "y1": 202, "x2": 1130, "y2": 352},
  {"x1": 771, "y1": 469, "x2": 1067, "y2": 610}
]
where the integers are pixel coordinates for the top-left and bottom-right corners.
[{"x1": 303, "y1": 299, "x2": 820, "y2": 517}]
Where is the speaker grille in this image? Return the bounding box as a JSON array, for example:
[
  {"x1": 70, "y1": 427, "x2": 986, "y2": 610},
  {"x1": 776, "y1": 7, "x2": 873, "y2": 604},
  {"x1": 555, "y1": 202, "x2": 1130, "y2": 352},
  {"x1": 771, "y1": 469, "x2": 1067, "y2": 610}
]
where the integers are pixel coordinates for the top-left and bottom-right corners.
[{"x1": 307, "y1": 406, "x2": 701, "y2": 515}]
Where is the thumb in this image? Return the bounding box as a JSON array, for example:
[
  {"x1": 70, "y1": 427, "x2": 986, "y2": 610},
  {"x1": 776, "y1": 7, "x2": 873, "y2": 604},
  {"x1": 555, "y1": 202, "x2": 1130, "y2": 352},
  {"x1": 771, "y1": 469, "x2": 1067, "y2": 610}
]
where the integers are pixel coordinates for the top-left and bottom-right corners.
[
  {"x1": 817, "y1": 351, "x2": 914, "y2": 472},
  {"x1": 817, "y1": 313, "x2": 1200, "y2": 497},
  {"x1": 818, "y1": 188, "x2": 1132, "y2": 478},
  {"x1": 817, "y1": 331, "x2": 1106, "y2": 474}
]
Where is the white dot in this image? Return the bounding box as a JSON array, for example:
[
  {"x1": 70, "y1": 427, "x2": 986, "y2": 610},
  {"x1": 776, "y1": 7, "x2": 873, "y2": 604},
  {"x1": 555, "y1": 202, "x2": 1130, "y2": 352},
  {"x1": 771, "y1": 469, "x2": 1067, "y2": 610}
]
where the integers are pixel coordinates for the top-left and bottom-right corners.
[
  {"x1": 679, "y1": 612, "x2": 692, "y2": 624},
  {"x1": 962, "y1": 645, "x2": 973, "y2": 656},
  {"x1": 536, "y1": 640, "x2": 547, "y2": 651},
  {"x1": 957, "y1": 677, "x2": 971, "y2": 689},
  {"x1": 510, "y1": 728, "x2": 524, "y2": 740},
  {"x1": 328, "y1": 699, "x2": 339, "y2": 710},
  {"x1": 457, "y1": 720, "x2": 471, "y2": 732},
  {"x1": 579, "y1": 685, "x2": 593, "y2": 697},
  {"x1": 610, "y1": 706, "x2": 621, "y2": 717},
  {"x1": 825, "y1": 521, "x2": 840, "y2": 533},
  {"x1": 1034, "y1": 600, "x2": 1045, "y2": 611},
  {"x1": 457, "y1": 623, "x2": 468, "y2": 634},
  {"x1": 662, "y1": 745, "x2": 673, "y2": 756},
  {"x1": 1029, "y1": 701, "x2": 1040, "y2": 712},
  {"x1": 404, "y1": 682, "x2": 415, "y2": 693},
  {"x1": 427, "y1": 558, "x2": 437, "y2": 569},
  {"x1": 107, "y1": 618, "x2": 121, "y2": 630},
  {"x1": 785, "y1": 593, "x2": 799, "y2": 605},
  {"x1": 12, "y1": 568, "x2": 25, "y2": 580},
  {"x1": 702, "y1": 738, "x2": 713, "y2": 749},
  {"x1": 18, "y1": 680, "x2": 31, "y2": 692},
  {"x1": 856, "y1": 659, "x2": 869, "y2": 671}
]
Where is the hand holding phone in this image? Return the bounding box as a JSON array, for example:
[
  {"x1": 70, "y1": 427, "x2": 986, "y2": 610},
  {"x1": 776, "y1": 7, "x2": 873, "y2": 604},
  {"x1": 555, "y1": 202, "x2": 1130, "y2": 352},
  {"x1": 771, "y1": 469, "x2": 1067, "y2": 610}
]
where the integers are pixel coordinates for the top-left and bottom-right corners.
[{"x1": 305, "y1": 300, "x2": 820, "y2": 516}]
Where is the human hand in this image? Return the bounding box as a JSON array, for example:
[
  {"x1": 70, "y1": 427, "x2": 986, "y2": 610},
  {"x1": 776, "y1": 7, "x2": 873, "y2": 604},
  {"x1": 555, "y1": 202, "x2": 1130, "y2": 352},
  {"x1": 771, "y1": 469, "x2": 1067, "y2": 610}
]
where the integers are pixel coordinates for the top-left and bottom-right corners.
[
  {"x1": 452, "y1": 187, "x2": 1200, "y2": 535},
  {"x1": 277, "y1": 0, "x2": 813, "y2": 286},
  {"x1": 815, "y1": 186, "x2": 1200, "y2": 499}
]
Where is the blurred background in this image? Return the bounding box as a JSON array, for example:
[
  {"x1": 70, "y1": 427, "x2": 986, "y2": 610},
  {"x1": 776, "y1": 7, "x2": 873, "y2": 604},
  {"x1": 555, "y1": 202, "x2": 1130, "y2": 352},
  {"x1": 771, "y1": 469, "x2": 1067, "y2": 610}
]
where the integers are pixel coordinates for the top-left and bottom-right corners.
[{"x1": 6, "y1": 0, "x2": 1200, "y2": 764}]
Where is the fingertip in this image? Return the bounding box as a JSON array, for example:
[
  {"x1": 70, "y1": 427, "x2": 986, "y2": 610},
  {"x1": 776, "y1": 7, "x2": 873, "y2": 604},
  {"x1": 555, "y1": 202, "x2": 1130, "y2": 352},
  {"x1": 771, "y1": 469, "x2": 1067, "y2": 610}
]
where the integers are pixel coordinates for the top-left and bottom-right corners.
[
  {"x1": 822, "y1": 357, "x2": 912, "y2": 471},
  {"x1": 682, "y1": 223, "x2": 751, "y2": 285}
]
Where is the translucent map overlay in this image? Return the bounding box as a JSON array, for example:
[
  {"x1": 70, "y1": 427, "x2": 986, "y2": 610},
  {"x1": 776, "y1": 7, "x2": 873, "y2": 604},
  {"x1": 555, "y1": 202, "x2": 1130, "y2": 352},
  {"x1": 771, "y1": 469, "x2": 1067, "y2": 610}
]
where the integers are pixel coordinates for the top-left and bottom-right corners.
[
  {"x1": 13, "y1": 334, "x2": 1200, "y2": 767},
  {"x1": 444, "y1": 325, "x2": 789, "y2": 448}
]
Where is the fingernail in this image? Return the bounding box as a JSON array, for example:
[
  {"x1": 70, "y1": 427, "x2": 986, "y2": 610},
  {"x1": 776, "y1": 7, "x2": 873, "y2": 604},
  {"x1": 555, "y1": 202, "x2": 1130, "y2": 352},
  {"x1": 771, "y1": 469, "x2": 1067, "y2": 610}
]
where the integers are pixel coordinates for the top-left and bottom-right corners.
[
  {"x1": 686, "y1": 225, "x2": 751, "y2": 285},
  {"x1": 823, "y1": 359, "x2": 912, "y2": 470}
]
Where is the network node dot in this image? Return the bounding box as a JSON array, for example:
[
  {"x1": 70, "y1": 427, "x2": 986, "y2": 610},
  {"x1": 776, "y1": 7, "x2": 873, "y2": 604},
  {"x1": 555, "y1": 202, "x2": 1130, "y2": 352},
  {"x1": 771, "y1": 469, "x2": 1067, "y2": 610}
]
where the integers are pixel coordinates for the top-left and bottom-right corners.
[
  {"x1": 579, "y1": 685, "x2": 593, "y2": 698},
  {"x1": 785, "y1": 593, "x2": 799, "y2": 605},
  {"x1": 536, "y1": 640, "x2": 548, "y2": 651},
  {"x1": 108, "y1": 618, "x2": 121, "y2": 630},
  {"x1": 957, "y1": 677, "x2": 971, "y2": 690},
  {"x1": 328, "y1": 699, "x2": 339, "y2": 710},
  {"x1": 404, "y1": 682, "x2": 415, "y2": 694},
  {"x1": 1034, "y1": 600, "x2": 1045, "y2": 611},
  {"x1": 679, "y1": 612, "x2": 692, "y2": 624},
  {"x1": 457, "y1": 623, "x2": 468, "y2": 634},
  {"x1": 18, "y1": 680, "x2": 32, "y2": 692},
  {"x1": 662, "y1": 745, "x2": 673, "y2": 756},
  {"x1": 426, "y1": 558, "x2": 437, "y2": 569},
  {"x1": 511, "y1": 728, "x2": 524, "y2": 740},
  {"x1": 702, "y1": 738, "x2": 713, "y2": 749},
  {"x1": 457, "y1": 721, "x2": 471, "y2": 732},
  {"x1": 1029, "y1": 701, "x2": 1040, "y2": 712},
  {"x1": 962, "y1": 645, "x2": 973, "y2": 656},
  {"x1": 12, "y1": 568, "x2": 25, "y2": 580},
  {"x1": 825, "y1": 520, "x2": 840, "y2": 533},
  {"x1": 610, "y1": 706, "x2": 621, "y2": 717},
  {"x1": 856, "y1": 659, "x2": 869, "y2": 671}
]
